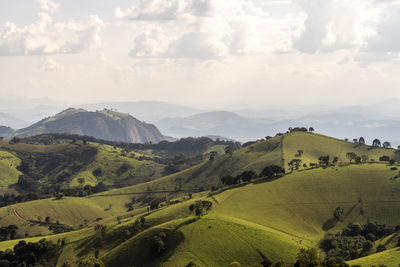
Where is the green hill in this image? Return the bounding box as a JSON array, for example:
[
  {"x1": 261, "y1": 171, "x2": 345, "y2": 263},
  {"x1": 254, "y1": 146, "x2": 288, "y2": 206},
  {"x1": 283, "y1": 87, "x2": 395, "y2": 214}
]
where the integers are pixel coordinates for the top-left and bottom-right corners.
[
  {"x1": 0, "y1": 132, "x2": 399, "y2": 266},
  {"x1": 0, "y1": 139, "x2": 165, "y2": 190}
]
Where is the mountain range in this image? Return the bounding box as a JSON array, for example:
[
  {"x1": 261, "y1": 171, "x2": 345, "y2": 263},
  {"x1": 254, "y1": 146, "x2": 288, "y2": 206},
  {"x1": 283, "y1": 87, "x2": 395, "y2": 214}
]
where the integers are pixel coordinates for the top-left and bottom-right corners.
[{"x1": 2, "y1": 98, "x2": 400, "y2": 145}]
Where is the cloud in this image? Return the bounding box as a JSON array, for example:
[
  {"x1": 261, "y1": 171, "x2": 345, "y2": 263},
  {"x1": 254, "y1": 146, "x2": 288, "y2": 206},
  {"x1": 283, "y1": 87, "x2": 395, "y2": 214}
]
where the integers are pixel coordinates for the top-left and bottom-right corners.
[
  {"x1": 117, "y1": 0, "x2": 282, "y2": 59},
  {"x1": 366, "y1": 5, "x2": 400, "y2": 53},
  {"x1": 39, "y1": 0, "x2": 59, "y2": 14},
  {"x1": 0, "y1": 13, "x2": 105, "y2": 56},
  {"x1": 292, "y1": 0, "x2": 380, "y2": 54}
]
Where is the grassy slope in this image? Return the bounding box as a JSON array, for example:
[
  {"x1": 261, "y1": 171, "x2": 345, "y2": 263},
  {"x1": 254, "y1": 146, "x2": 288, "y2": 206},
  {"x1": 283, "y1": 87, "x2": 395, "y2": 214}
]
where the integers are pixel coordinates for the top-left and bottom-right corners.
[
  {"x1": 100, "y1": 162, "x2": 400, "y2": 266},
  {"x1": 347, "y1": 248, "x2": 400, "y2": 267},
  {"x1": 0, "y1": 133, "x2": 399, "y2": 266},
  {"x1": 69, "y1": 143, "x2": 164, "y2": 187},
  {"x1": 98, "y1": 135, "x2": 283, "y2": 196},
  {"x1": 0, "y1": 147, "x2": 22, "y2": 187},
  {"x1": 0, "y1": 140, "x2": 165, "y2": 188},
  {"x1": 284, "y1": 132, "x2": 397, "y2": 168}
]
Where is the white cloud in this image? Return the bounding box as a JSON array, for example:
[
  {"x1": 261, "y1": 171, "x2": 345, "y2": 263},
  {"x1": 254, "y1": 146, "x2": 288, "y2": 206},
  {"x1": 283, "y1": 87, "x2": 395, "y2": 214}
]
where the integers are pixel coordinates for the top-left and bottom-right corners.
[
  {"x1": 39, "y1": 0, "x2": 59, "y2": 14},
  {"x1": 292, "y1": 0, "x2": 380, "y2": 54},
  {"x1": 0, "y1": 13, "x2": 105, "y2": 56},
  {"x1": 366, "y1": 5, "x2": 400, "y2": 53},
  {"x1": 117, "y1": 0, "x2": 288, "y2": 59}
]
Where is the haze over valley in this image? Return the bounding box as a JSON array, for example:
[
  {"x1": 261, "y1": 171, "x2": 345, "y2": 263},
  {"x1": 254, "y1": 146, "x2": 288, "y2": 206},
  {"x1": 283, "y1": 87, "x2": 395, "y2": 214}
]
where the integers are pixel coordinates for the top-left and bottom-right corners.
[{"x1": 2, "y1": 0, "x2": 400, "y2": 266}]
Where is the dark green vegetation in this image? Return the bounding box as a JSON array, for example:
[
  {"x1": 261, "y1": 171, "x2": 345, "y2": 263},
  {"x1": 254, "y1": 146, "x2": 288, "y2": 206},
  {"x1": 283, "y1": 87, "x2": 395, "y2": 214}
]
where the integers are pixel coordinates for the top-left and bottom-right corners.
[{"x1": 0, "y1": 131, "x2": 398, "y2": 266}]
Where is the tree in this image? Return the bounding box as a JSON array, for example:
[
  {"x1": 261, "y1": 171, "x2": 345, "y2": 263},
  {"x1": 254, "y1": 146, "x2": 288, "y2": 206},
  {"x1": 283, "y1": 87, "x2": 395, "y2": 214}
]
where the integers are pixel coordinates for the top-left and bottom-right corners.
[
  {"x1": 295, "y1": 248, "x2": 320, "y2": 267},
  {"x1": 221, "y1": 175, "x2": 236, "y2": 186},
  {"x1": 150, "y1": 199, "x2": 161, "y2": 210},
  {"x1": 78, "y1": 178, "x2": 85, "y2": 188},
  {"x1": 361, "y1": 155, "x2": 369, "y2": 163},
  {"x1": 209, "y1": 151, "x2": 218, "y2": 161},
  {"x1": 353, "y1": 139, "x2": 358, "y2": 143},
  {"x1": 240, "y1": 171, "x2": 257, "y2": 183},
  {"x1": 346, "y1": 152, "x2": 357, "y2": 163},
  {"x1": 372, "y1": 139, "x2": 381, "y2": 147},
  {"x1": 332, "y1": 156, "x2": 339, "y2": 164},
  {"x1": 318, "y1": 156, "x2": 330, "y2": 166},
  {"x1": 288, "y1": 159, "x2": 302, "y2": 170},
  {"x1": 333, "y1": 207, "x2": 344, "y2": 221},
  {"x1": 359, "y1": 137, "x2": 365, "y2": 144},
  {"x1": 309, "y1": 127, "x2": 314, "y2": 132},
  {"x1": 383, "y1": 141, "x2": 391, "y2": 148},
  {"x1": 189, "y1": 200, "x2": 212, "y2": 218},
  {"x1": 224, "y1": 146, "x2": 235, "y2": 156},
  {"x1": 45, "y1": 216, "x2": 51, "y2": 223},
  {"x1": 354, "y1": 156, "x2": 361, "y2": 164},
  {"x1": 260, "y1": 165, "x2": 285, "y2": 178},
  {"x1": 296, "y1": 150, "x2": 304, "y2": 157},
  {"x1": 379, "y1": 155, "x2": 390, "y2": 162}
]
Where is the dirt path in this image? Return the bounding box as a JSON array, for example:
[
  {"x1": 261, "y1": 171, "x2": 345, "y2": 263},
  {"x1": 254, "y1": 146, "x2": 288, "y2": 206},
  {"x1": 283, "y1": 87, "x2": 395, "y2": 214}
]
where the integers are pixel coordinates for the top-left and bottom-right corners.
[{"x1": 13, "y1": 207, "x2": 30, "y2": 222}]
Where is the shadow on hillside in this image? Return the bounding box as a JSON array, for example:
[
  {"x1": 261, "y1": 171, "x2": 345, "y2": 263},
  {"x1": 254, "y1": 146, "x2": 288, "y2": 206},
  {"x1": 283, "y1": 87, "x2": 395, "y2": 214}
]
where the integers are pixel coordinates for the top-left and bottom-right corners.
[
  {"x1": 211, "y1": 175, "x2": 285, "y2": 196},
  {"x1": 322, "y1": 218, "x2": 338, "y2": 231},
  {"x1": 175, "y1": 218, "x2": 197, "y2": 230}
]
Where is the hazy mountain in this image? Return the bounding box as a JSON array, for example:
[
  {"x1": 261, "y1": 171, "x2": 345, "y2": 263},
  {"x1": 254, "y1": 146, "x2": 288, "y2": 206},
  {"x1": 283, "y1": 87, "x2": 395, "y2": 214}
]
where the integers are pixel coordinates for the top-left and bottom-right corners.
[
  {"x1": 156, "y1": 111, "x2": 272, "y2": 141},
  {"x1": 0, "y1": 112, "x2": 27, "y2": 128},
  {"x1": 13, "y1": 108, "x2": 166, "y2": 144},
  {"x1": 79, "y1": 101, "x2": 203, "y2": 123},
  {"x1": 0, "y1": 126, "x2": 14, "y2": 138}
]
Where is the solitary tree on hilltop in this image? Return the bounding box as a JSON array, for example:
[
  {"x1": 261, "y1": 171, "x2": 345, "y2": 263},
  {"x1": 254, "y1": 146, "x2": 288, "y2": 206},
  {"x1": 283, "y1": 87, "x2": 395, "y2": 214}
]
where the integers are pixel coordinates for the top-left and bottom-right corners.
[
  {"x1": 383, "y1": 141, "x2": 391, "y2": 148},
  {"x1": 309, "y1": 127, "x2": 314, "y2": 133},
  {"x1": 359, "y1": 137, "x2": 365, "y2": 144},
  {"x1": 372, "y1": 139, "x2": 381, "y2": 147}
]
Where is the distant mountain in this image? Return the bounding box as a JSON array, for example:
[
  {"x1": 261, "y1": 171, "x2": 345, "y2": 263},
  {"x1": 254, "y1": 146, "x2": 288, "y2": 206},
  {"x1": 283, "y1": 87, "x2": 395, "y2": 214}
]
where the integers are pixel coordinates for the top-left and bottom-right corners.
[
  {"x1": 79, "y1": 101, "x2": 203, "y2": 123},
  {"x1": 0, "y1": 112, "x2": 27, "y2": 128},
  {"x1": 0, "y1": 126, "x2": 14, "y2": 138},
  {"x1": 13, "y1": 108, "x2": 166, "y2": 144},
  {"x1": 156, "y1": 111, "x2": 272, "y2": 141}
]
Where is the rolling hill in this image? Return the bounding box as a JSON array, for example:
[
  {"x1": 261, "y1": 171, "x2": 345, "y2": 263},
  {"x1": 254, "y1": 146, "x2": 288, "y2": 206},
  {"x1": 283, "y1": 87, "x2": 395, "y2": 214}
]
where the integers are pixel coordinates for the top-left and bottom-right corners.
[
  {"x1": 0, "y1": 132, "x2": 399, "y2": 266},
  {"x1": 10, "y1": 108, "x2": 166, "y2": 144},
  {"x1": 0, "y1": 139, "x2": 166, "y2": 190}
]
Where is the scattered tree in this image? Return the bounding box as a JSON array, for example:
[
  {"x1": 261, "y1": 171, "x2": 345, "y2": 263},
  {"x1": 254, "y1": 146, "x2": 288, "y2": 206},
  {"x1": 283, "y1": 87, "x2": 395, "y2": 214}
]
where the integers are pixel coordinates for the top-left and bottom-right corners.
[
  {"x1": 295, "y1": 248, "x2": 320, "y2": 267},
  {"x1": 189, "y1": 200, "x2": 212, "y2": 218},
  {"x1": 240, "y1": 171, "x2": 257, "y2": 183},
  {"x1": 358, "y1": 137, "x2": 365, "y2": 144},
  {"x1": 319, "y1": 156, "x2": 330, "y2": 166},
  {"x1": 346, "y1": 152, "x2": 357, "y2": 163},
  {"x1": 150, "y1": 199, "x2": 161, "y2": 210},
  {"x1": 372, "y1": 139, "x2": 381, "y2": 147},
  {"x1": 260, "y1": 165, "x2": 285, "y2": 178},
  {"x1": 288, "y1": 159, "x2": 302, "y2": 170},
  {"x1": 383, "y1": 141, "x2": 391, "y2": 148}
]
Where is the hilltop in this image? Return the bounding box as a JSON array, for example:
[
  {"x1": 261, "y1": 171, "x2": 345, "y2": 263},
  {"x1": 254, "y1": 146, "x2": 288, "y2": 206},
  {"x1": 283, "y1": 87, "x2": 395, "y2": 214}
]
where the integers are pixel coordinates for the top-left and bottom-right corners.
[{"x1": 9, "y1": 108, "x2": 166, "y2": 144}]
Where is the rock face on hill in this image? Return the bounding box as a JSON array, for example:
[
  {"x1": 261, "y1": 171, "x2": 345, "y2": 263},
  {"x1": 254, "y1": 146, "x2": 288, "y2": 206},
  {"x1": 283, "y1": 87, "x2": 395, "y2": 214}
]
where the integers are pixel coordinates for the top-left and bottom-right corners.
[{"x1": 14, "y1": 108, "x2": 166, "y2": 144}]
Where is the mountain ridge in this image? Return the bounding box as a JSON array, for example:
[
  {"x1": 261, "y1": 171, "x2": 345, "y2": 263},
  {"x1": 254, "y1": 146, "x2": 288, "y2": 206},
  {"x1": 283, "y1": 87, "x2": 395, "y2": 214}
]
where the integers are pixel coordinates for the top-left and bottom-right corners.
[{"x1": 10, "y1": 108, "x2": 166, "y2": 144}]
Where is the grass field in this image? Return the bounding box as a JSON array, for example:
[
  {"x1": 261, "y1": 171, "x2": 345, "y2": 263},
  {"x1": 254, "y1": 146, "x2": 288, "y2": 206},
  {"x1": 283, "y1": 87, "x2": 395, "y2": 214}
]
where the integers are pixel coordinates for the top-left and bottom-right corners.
[{"x1": 0, "y1": 132, "x2": 399, "y2": 266}]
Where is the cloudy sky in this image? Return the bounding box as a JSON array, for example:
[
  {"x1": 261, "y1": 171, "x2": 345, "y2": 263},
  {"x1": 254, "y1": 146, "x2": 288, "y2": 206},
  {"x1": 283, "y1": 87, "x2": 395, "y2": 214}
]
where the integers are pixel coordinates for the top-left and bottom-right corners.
[{"x1": 1, "y1": 0, "x2": 400, "y2": 109}]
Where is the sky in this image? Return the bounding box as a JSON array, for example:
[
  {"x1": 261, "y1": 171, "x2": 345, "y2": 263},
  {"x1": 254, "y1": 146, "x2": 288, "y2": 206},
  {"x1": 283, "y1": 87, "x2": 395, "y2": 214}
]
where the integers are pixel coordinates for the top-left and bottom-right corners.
[{"x1": 1, "y1": 0, "x2": 400, "y2": 109}]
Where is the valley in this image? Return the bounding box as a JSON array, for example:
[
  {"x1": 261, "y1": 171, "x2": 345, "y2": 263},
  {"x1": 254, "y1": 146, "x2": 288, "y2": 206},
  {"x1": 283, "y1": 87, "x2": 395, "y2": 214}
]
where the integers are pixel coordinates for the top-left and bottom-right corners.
[{"x1": 0, "y1": 131, "x2": 398, "y2": 266}]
